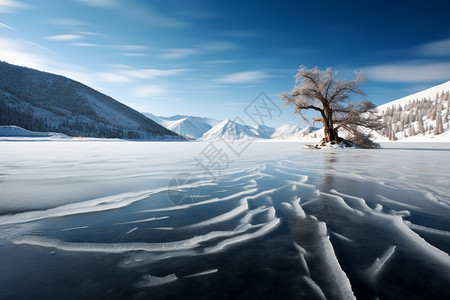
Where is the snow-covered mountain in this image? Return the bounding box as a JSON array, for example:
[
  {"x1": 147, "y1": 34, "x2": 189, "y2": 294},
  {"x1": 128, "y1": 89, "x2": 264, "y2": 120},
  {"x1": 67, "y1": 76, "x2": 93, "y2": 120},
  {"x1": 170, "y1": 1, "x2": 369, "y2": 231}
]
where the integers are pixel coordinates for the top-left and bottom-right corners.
[
  {"x1": 271, "y1": 124, "x2": 303, "y2": 139},
  {"x1": 376, "y1": 80, "x2": 450, "y2": 142},
  {"x1": 200, "y1": 119, "x2": 261, "y2": 140},
  {"x1": 253, "y1": 125, "x2": 275, "y2": 139},
  {"x1": 166, "y1": 117, "x2": 214, "y2": 139},
  {"x1": 0, "y1": 62, "x2": 180, "y2": 139},
  {"x1": 144, "y1": 112, "x2": 322, "y2": 141},
  {"x1": 271, "y1": 124, "x2": 320, "y2": 140},
  {"x1": 143, "y1": 113, "x2": 219, "y2": 139}
]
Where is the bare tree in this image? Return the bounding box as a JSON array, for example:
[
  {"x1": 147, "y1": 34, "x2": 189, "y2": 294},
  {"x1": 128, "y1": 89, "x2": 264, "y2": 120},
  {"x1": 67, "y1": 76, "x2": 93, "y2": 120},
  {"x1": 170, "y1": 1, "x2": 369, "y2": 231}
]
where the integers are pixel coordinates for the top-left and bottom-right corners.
[{"x1": 280, "y1": 66, "x2": 382, "y2": 148}]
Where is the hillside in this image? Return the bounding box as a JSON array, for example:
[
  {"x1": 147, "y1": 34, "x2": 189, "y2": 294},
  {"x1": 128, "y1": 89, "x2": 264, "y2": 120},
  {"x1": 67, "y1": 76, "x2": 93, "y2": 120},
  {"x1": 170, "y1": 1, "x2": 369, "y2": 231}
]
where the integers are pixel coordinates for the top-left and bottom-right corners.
[
  {"x1": 0, "y1": 62, "x2": 180, "y2": 139},
  {"x1": 376, "y1": 81, "x2": 450, "y2": 141}
]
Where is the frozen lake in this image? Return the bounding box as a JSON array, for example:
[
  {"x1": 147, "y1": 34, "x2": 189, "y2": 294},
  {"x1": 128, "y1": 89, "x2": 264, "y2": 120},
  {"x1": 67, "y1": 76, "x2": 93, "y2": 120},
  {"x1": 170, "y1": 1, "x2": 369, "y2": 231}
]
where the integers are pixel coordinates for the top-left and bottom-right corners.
[{"x1": 0, "y1": 141, "x2": 449, "y2": 299}]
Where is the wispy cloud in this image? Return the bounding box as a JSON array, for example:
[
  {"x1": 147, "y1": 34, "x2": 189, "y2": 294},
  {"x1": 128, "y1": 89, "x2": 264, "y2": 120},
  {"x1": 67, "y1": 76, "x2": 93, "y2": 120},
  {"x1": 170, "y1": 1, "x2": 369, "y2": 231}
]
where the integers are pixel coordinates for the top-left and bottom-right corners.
[
  {"x1": 415, "y1": 38, "x2": 450, "y2": 57},
  {"x1": 71, "y1": 42, "x2": 98, "y2": 47},
  {"x1": 159, "y1": 48, "x2": 198, "y2": 59},
  {"x1": 125, "y1": 4, "x2": 190, "y2": 28},
  {"x1": 94, "y1": 68, "x2": 189, "y2": 83},
  {"x1": 0, "y1": 36, "x2": 47, "y2": 70},
  {"x1": 201, "y1": 41, "x2": 239, "y2": 52},
  {"x1": 76, "y1": 31, "x2": 108, "y2": 38},
  {"x1": 220, "y1": 30, "x2": 264, "y2": 39},
  {"x1": 112, "y1": 45, "x2": 149, "y2": 51},
  {"x1": 204, "y1": 60, "x2": 240, "y2": 64},
  {"x1": 122, "y1": 68, "x2": 189, "y2": 79},
  {"x1": 0, "y1": 0, "x2": 29, "y2": 13},
  {"x1": 0, "y1": 35, "x2": 96, "y2": 87},
  {"x1": 365, "y1": 61, "x2": 450, "y2": 83},
  {"x1": 133, "y1": 85, "x2": 170, "y2": 98},
  {"x1": 97, "y1": 72, "x2": 133, "y2": 83},
  {"x1": 45, "y1": 34, "x2": 84, "y2": 41},
  {"x1": 159, "y1": 41, "x2": 238, "y2": 60},
  {"x1": 215, "y1": 70, "x2": 268, "y2": 84},
  {"x1": 0, "y1": 22, "x2": 14, "y2": 30},
  {"x1": 120, "y1": 53, "x2": 147, "y2": 57},
  {"x1": 73, "y1": 0, "x2": 118, "y2": 8},
  {"x1": 50, "y1": 18, "x2": 87, "y2": 29}
]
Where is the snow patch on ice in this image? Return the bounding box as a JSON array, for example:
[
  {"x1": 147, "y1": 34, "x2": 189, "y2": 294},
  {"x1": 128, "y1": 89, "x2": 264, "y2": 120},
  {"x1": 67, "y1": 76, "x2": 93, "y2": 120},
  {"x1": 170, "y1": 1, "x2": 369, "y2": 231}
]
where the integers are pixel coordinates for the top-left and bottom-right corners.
[
  {"x1": 135, "y1": 274, "x2": 177, "y2": 288},
  {"x1": 184, "y1": 269, "x2": 219, "y2": 278},
  {"x1": 366, "y1": 246, "x2": 396, "y2": 281}
]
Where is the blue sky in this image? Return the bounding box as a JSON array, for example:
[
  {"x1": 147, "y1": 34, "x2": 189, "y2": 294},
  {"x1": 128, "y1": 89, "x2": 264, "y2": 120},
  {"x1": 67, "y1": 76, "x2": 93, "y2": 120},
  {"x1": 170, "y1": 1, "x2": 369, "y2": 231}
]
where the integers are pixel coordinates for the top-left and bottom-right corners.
[{"x1": 1, "y1": 0, "x2": 450, "y2": 127}]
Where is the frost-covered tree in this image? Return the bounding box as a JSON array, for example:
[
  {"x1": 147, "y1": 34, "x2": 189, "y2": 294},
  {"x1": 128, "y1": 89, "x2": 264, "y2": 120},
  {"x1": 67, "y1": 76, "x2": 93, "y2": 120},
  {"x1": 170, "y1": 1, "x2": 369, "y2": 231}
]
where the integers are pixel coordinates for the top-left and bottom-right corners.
[
  {"x1": 280, "y1": 66, "x2": 382, "y2": 148},
  {"x1": 434, "y1": 109, "x2": 444, "y2": 135},
  {"x1": 417, "y1": 115, "x2": 424, "y2": 135},
  {"x1": 408, "y1": 125, "x2": 416, "y2": 136}
]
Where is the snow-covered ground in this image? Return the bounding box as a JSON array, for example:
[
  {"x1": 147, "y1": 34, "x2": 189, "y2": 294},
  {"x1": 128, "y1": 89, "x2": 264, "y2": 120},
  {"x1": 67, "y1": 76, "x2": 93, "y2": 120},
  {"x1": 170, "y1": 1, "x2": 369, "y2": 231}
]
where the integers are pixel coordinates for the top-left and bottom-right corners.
[
  {"x1": 0, "y1": 141, "x2": 449, "y2": 299},
  {"x1": 0, "y1": 125, "x2": 69, "y2": 139}
]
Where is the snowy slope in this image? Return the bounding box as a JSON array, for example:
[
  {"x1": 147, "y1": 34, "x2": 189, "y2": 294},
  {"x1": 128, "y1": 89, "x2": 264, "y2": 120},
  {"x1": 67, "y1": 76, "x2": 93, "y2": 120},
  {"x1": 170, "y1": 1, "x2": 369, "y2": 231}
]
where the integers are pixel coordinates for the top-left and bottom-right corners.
[
  {"x1": 0, "y1": 62, "x2": 180, "y2": 139},
  {"x1": 375, "y1": 80, "x2": 450, "y2": 142},
  {"x1": 166, "y1": 117, "x2": 213, "y2": 139},
  {"x1": 253, "y1": 125, "x2": 275, "y2": 139},
  {"x1": 271, "y1": 124, "x2": 303, "y2": 139},
  {"x1": 377, "y1": 80, "x2": 450, "y2": 112},
  {"x1": 200, "y1": 119, "x2": 260, "y2": 140},
  {"x1": 0, "y1": 126, "x2": 68, "y2": 138},
  {"x1": 271, "y1": 124, "x2": 321, "y2": 140},
  {"x1": 143, "y1": 113, "x2": 219, "y2": 139}
]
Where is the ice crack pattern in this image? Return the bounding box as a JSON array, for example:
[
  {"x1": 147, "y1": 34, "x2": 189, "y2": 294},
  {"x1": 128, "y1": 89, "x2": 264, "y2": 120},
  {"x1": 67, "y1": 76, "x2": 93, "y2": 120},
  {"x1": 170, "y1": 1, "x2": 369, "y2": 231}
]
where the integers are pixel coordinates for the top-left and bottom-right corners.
[{"x1": 1, "y1": 144, "x2": 450, "y2": 299}]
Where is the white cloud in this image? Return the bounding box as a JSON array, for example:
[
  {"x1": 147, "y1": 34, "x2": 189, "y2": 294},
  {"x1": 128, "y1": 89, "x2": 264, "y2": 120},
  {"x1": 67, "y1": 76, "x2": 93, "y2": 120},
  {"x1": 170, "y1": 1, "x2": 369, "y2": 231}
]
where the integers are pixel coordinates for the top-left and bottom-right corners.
[
  {"x1": 122, "y1": 68, "x2": 189, "y2": 79},
  {"x1": 45, "y1": 34, "x2": 83, "y2": 41},
  {"x1": 415, "y1": 38, "x2": 450, "y2": 57},
  {"x1": 133, "y1": 85, "x2": 170, "y2": 98},
  {"x1": 0, "y1": 36, "x2": 97, "y2": 87},
  {"x1": 0, "y1": 0, "x2": 29, "y2": 13},
  {"x1": 365, "y1": 62, "x2": 450, "y2": 83},
  {"x1": 0, "y1": 22, "x2": 14, "y2": 30},
  {"x1": 120, "y1": 53, "x2": 147, "y2": 57},
  {"x1": 51, "y1": 18, "x2": 87, "y2": 28},
  {"x1": 71, "y1": 42, "x2": 98, "y2": 47},
  {"x1": 0, "y1": 37, "x2": 47, "y2": 70},
  {"x1": 112, "y1": 45, "x2": 149, "y2": 51},
  {"x1": 124, "y1": 4, "x2": 189, "y2": 28},
  {"x1": 73, "y1": 0, "x2": 118, "y2": 8},
  {"x1": 159, "y1": 48, "x2": 198, "y2": 59},
  {"x1": 201, "y1": 41, "x2": 239, "y2": 52},
  {"x1": 215, "y1": 71, "x2": 268, "y2": 84},
  {"x1": 97, "y1": 72, "x2": 133, "y2": 83},
  {"x1": 76, "y1": 31, "x2": 108, "y2": 38},
  {"x1": 204, "y1": 60, "x2": 240, "y2": 64}
]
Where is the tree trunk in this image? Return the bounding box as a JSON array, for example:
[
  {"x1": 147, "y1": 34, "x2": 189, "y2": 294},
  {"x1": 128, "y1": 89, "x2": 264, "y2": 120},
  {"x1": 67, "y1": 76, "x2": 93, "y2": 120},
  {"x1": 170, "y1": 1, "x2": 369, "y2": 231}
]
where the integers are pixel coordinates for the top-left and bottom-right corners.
[{"x1": 322, "y1": 107, "x2": 340, "y2": 143}]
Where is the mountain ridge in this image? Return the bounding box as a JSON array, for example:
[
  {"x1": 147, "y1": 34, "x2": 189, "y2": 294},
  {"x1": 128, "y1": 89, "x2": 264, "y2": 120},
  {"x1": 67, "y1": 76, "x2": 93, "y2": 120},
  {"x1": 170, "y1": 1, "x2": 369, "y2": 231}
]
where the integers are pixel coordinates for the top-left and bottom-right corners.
[{"x1": 0, "y1": 61, "x2": 181, "y2": 139}]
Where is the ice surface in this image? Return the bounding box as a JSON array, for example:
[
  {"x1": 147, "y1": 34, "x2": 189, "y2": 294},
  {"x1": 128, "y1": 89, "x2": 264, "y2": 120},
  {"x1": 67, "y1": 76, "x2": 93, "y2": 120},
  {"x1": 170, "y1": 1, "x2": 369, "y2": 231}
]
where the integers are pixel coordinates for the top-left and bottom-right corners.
[
  {"x1": 184, "y1": 269, "x2": 219, "y2": 278},
  {"x1": 61, "y1": 226, "x2": 89, "y2": 231},
  {"x1": 302, "y1": 276, "x2": 327, "y2": 300},
  {"x1": 135, "y1": 274, "x2": 178, "y2": 288},
  {"x1": 1, "y1": 141, "x2": 450, "y2": 299},
  {"x1": 125, "y1": 227, "x2": 138, "y2": 234},
  {"x1": 184, "y1": 198, "x2": 248, "y2": 228},
  {"x1": 366, "y1": 246, "x2": 396, "y2": 280},
  {"x1": 118, "y1": 216, "x2": 169, "y2": 224},
  {"x1": 316, "y1": 222, "x2": 356, "y2": 300}
]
